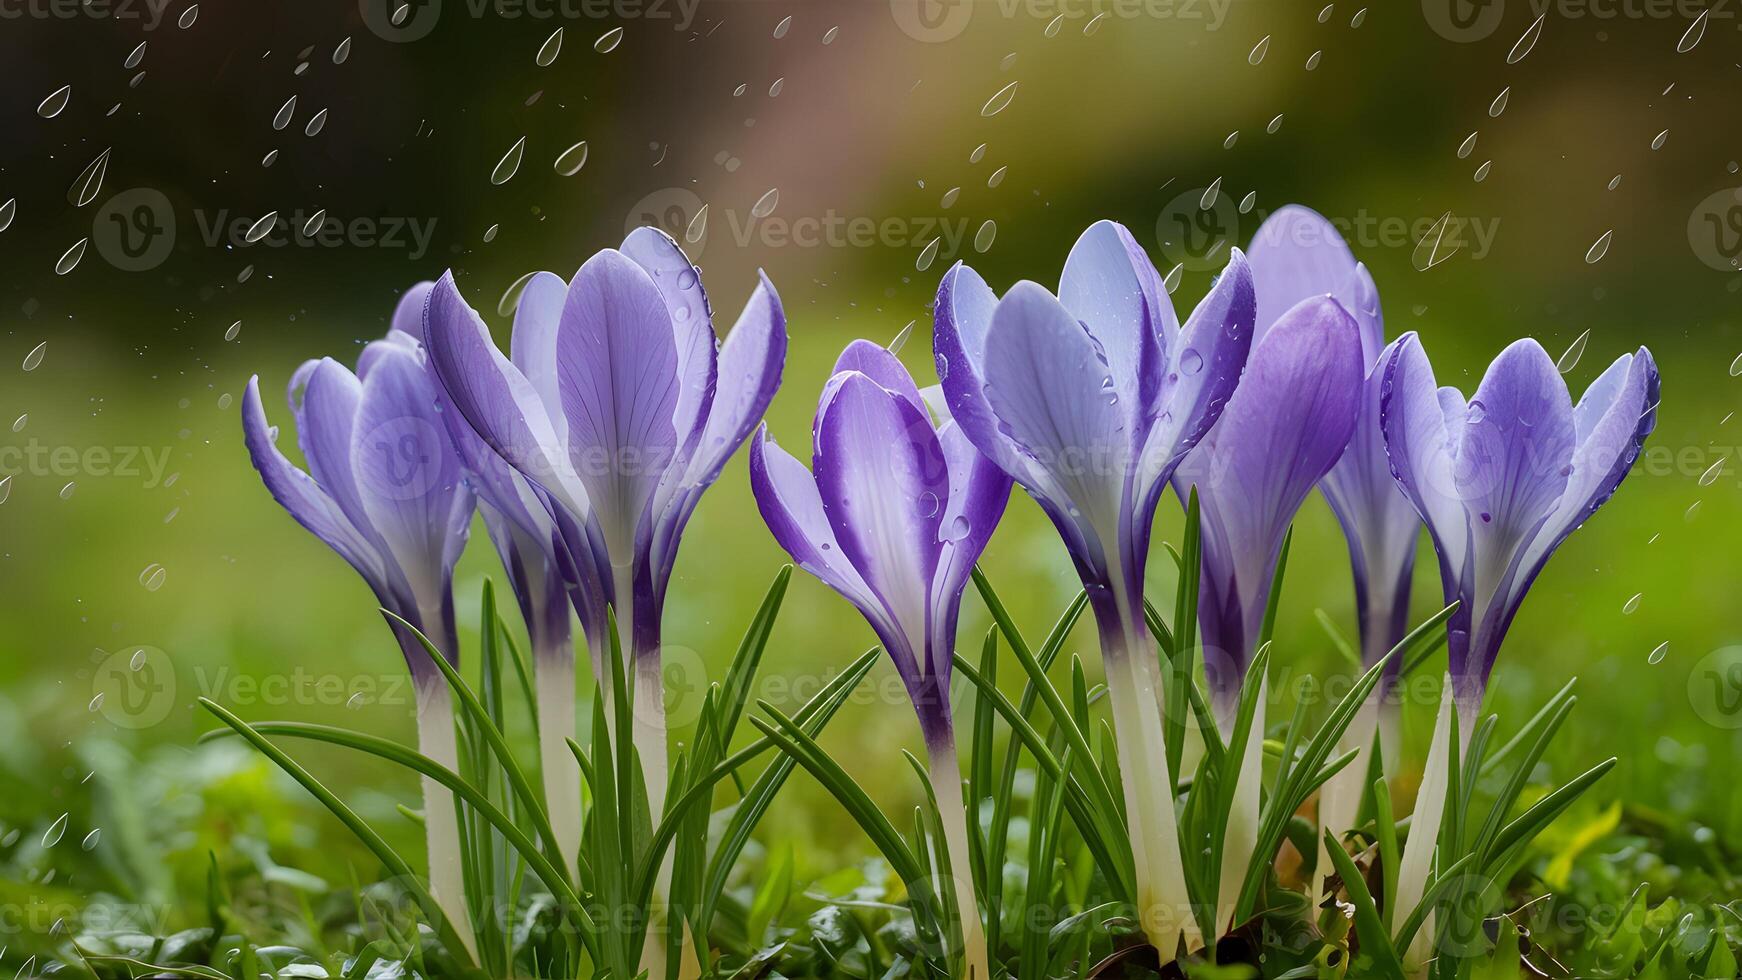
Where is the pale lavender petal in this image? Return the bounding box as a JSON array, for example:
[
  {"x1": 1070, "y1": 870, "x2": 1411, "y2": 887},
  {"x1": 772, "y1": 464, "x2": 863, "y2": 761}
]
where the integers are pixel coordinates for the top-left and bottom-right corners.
[
  {"x1": 555, "y1": 249, "x2": 681, "y2": 547},
  {"x1": 1057, "y1": 220, "x2": 1163, "y2": 415},
  {"x1": 834, "y1": 338, "x2": 926, "y2": 415},
  {"x1": 621, "y1": 226, "x2": 717, "y2": 462},
  {"x1": 509, "y1": 271, "x2": 571, "y2": 443},
  {"x1": 928, "y1": 420, "x2": 1013, "y2": 678},
  {"x1": 932, "y1": 263, "x2": 1032, "y2": 482},
  {"x1": 1172, "y1": 295, "x2": 1364, "y2": 691},
  {"x1": 291, "y1": 359, "x2": 377, "y2": 542},
  {"x1": 391, "y1": 281, "x2": 436, "y2": 342},
  {"x1": 814, "y1": 372, "x2": 949, "y2": 670},
  {"x1": 1380, "y1": 334, "x2": 1471, "y2": 591}
]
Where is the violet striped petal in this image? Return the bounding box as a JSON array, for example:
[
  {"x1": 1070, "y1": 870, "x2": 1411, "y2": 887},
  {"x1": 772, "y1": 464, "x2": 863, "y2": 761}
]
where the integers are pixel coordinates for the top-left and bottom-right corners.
[{"x1": 1058, "y1": 219, "x2": 1164, "y2": 417}]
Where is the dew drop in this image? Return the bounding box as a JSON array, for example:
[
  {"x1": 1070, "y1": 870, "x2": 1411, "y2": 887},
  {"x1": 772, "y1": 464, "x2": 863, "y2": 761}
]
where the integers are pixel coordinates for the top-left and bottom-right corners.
[
  {"x1": 1180, "y1": 349, "x2": 1204, "y2": 376},
  {"x1": 536, "y1": 27, "x2": 564, "y2": 67},
  {"x1": 981, "y1": 81, "x2": 1018, "y2": 117},
  {"x1": 918, "y1": 491, "x2": 940, "y2": 518},
  {"x1": 38, "y1": 85, "x2": 71, "y2": 118},
  {"x1": 554, "y1": 140, "x2": 589, "y2": 176}
]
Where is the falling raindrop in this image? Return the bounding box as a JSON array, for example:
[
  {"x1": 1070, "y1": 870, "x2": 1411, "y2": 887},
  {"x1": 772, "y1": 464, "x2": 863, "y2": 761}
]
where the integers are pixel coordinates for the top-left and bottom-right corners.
[
  {"x1": 491, "y1": 137, "x2": 527, "y2": 185},
  {"x1": 1248, "y1": 35, "x2": 1270, "y2": 65},
  {"x1": 178, "y1": 4, "x2": 198, "y2": 28},
  {"x1": 1411, "y1": 212, "x2": 1460, "y2": 270},
  {"x1": 1685, "y1": 500, "x2": 1702, "y2": 522},
  {"x1": 1305, "y1": 50, "x2": 1322, "y2": 70},
  {"x1": 1584, "y1": 229, "x2": 1613, "y2": 264},
  {"x1": 0, "y1": 476, "x2": 11, "y2": 505},
  {"x1": 60, "y1": 481, "x2": 75, "y2": 499},
  {"x1": 1457, "y1": 131, "x2": 1478, "y2": 159},
  {"x1": 302, "y1": 210, "x2": 327, "y2": 236},
  {"x1": 0, "y1": 199, "x2": 14, "y2": 233},
  {"x1": 890, "y1": 321, "x2": 914, "y2": 353},
  {"x1": 751, "y1": 188, "x2": 780, "y2": 218},
  {"x1": 261, "y1": 149, "x2": 278, "y2": 168},
  {"x1": 1317, "y1": 4, "x2": 1334, "y2": 22},
  {"x1": 1700, "y1": 458, "x2": 1725, "y2": 487},
  {"x1": 43, "y1": 814, "x2": 68, "y2": 848},
  {"x1": 1557, "y1": 330, "x2": 1590, "y2": 373},
  {"x1": 554, "y1": 140, "x2": 589, "y2": 176},
  {"x1": 1043, "y1": 13, "x2": 1064, "y2": 37},
  {"x1": 498, "y1": 271, "x2": 539, "y2": 316},
  {"x1": 1488, "y1": 87, "x2": 1510, "y2": 117},
  {"x1": 1163, "y1": 263, "x2": 1184, "y2": 294},
  {"x1": 68, "y1": 148, "x2": 110, "y2": 207},
  {"x1": 970, "y1": 143, "x2": 988, "y2": 164},
  {"x1": 483, "y1": 224, "x2": 498, "y2": 243},
  {"x1": 304, "y1": 108, "x2": 328, "y2": 137},
  {"x1": 272, "y1": 95, "x2": 296, "y2": 131},
  {"x1": 1473, "y1": 160, "x2": 1492, "y2": 182},
  {"x1": 244, "y1": 212, "x2": 278, "y2": 243},
  {"x1": 1607, "y1": 174, "x2": 1622, "y2": 191},
  {"x1": 55, "y1": 239, "x2": 87, "y2": 275},
  {"x1": 1083, "y1": 11, "x2": 1106, "y2": 34},
  {"x1": 821, "y1": 25, "x2": 839, "y2": 44},
  {"x1": 916, "y1": 237, "x2": 941, "y2": 272},
  {"x1": 537, "y1": 27, "x2": 564, "y2": 67},
  {"x1": 1648, "y1": 641, "x2": 1669, "y2": 665},
  {"x1": 1623, "y1": 593, "x2": 1642, "y2": 615},
  {"x1": 974, "y1": 220, "x2": 997, "y2": 253},
  {"x1": 940, "y1": 187, "x2": 961, "y2": 209},
  {"x1": 1238, "y1": 191, "x2": 1256, "y2": 214},
  {"x1": 981, "y1": 81, "x2": 1018, "y2": 117},
  {"x1": 594, "y1": 27, "x2": 623, "y2": 52},
  {"x1": 1200, "y1": 179, "x2": 1222, "y2": 209},
  {"x1": 1676, "y1": 9, "x2": 1708, "y2": 52},
  {"x1": 773, "y1": 14, "x2": 792, "y2": 38},
  {"x1": 23, "y1": 342, "x2": 47, "y2": 371},
  {"x1": 685, "y1": 205, "x2": 708, "y2": 244},
  {"x1": 1650, "y1": 129, "x2": 1668, "y2": 150},
  {"x1": 1729, "y1": 351, "x2": 1742, "y2": 376},
  {"x1": 125, "y1": 41, "x2": 147, "y2": 69},
  {"x1": 81, "y1": 829, "x2": 100, "y2": 851},
  {"x1": 129, "y1": 648, "x2": 148, "y2": 670},
  {"x1": 88, "y1": 693, "x2": 104, "y2": 712},
  {"x1": 1266, "y1": 113, "x2": 1284, "y2": 134},
  {"x1": 987, "y1": 165, "x2": 1008, "y2": 189},
  {"x1": 38, "y1": 85, "x2": 71, "y2": 118},
  {"x1": 225, "y1": 320, "x2": 242, "y2": 341},
  {"x1": 139, "y1": 563, "x2": 166, "y2": 591},
  {"x1": 1349, "y1": 7, "x2": 1366, "y2": 26},
  {"x1": 1507, "y1": 13, "x2": 1544, "y2": 63},
  {"x1": 12, "y1": 415, "x2": 25, "y2": 433},
  {"x1": 333, "y1": 36, "x2": 352, "y2": 64}
]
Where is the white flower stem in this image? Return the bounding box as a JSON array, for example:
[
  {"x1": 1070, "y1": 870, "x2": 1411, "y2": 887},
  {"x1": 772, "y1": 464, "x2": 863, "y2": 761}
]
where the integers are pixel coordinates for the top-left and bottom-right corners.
[
  {"x1": 535, "y1": 645, "x2": 581, "y2": 874},
  {"x1": 1396, "y1": 674, "x2": 1458, "y2": 974},
  {"x1": 1314, "y1": 690, "x2": 1380, "y2": 908},
  {"x1": 415, "y1": 688, "x2": 478, "y2": 960},
  {"x1": 1216, "y1": 678, "x2": 1266, "y2": 933},
  {"x1": 926, "y1": 738, "x2": 990, "y2": 980},
  {"x1": 1103, "y1": 619, "x2": 1199, "y2": 960}
]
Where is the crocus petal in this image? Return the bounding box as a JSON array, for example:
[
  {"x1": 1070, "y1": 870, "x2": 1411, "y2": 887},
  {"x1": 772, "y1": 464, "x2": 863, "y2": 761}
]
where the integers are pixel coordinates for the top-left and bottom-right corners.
[
  {"x1": 620, "y1": 226, "x2": 718, "y2": 462},
  {"x1": 928, "y1": 420, "x2": 1013, "y2": 678},
  {"x1": 814, "y1": 372, "x2": 949, "y2": 671},
  {"x1": 748, "y1": 427, "x2": 913, "y2": 676},
  {"x1": 1173, "y1": 296, "x2": 1364, "y2": 697},
  {"x1": 932, "y1": 263, "x2": 1033, "y2": 481},
  {"x1": 555, "y1": 249, "x2": 681, "y2": 550},
  {"x1": 291, "y1": 359, "x2": 376, "y2": 543},
  {"x1": 1380, "y1": 334, "x2": 1471, "y2": 597},
  {"x1": 391, "y1": 281, "x2": 436, "y2": 342},
  {"x1": 1455, "y1": 339, "x2": 1576, "y2": 566},
  {"x1": 350, "y1": 338, "x2": 474, "y2": 621},
  {"x1": 509, "y1": 271, "x2": 572, "y2": 445},
  {"x1": 834, "y1": 338, "x2": 927, "y2": 416},
  {"x1": 242, "y1": 376, "x2": 386, "y2": 588},
  {"x1": 1245, "y1": 206, "x2": 1383, "y2": 360},
  {"x1": 1057, "y1": 220, "x2": 1163, "y2": 417}
]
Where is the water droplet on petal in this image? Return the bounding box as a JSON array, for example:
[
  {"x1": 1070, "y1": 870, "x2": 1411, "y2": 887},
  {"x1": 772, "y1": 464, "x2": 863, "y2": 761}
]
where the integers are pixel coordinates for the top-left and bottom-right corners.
[{"x1": 1180, "y1": 349, "x2": 1204, "y2": 376}]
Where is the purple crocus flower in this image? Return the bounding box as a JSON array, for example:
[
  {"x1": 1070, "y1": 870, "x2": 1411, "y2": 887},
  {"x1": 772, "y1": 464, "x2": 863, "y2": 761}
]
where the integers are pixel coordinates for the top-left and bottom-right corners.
[
  {"x1": 750, "y1": 339, "x2": 1011, "y2": 978},
  {"x1": 1169, "y1": 293, "x2": 1364, "y2": 929},
  {"x1": 241, "y1": 289, "x2": 478, "y2": 954},
  {"x1": 388, "y1": 281, "x2": 587, "y2": 871},
  {"x1": 1381, "y1": 334, "x2": 1660, "y2": 726},
  {"x1": 933, "y1": 220, "x2": 1257, "y2": 959},
  {"x1": 424, "y1": 228, "x2": 786, "y2": 821}
]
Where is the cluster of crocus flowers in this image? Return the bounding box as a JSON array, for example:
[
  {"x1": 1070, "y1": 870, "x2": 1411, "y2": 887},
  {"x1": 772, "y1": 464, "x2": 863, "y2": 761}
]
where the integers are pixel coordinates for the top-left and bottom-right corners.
[
  {"x1": 241, "y1": 292, "x2": 478, "y2": 954},
  {"x1": 934, "y1": 220, "x2": 1257, "y2": 955},
  {"x1": 750, "y1": 339, "x2": 1012, "y2": 979}
]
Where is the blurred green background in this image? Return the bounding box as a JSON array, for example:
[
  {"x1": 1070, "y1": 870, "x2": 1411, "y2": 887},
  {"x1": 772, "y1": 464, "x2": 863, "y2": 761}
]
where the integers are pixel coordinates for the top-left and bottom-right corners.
[{"x1": 1, "y1": 0, "x2": 1739, "y2": 934}]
